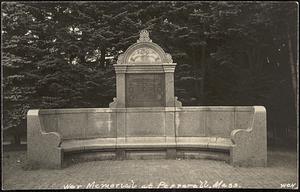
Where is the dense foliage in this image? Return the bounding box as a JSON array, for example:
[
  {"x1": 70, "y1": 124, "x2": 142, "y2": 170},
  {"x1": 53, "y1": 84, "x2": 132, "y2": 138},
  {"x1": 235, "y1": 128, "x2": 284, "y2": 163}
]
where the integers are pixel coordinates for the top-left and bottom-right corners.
[{"x1": 2, "y1": 2, "x2": 297, "y2": 145}]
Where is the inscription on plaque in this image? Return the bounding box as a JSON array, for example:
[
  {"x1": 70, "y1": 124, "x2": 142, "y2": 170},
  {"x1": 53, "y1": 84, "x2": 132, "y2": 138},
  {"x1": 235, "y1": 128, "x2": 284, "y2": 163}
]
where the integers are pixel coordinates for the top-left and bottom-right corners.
[{"x1": 126, "y1": 74, "x2": 165, "y2": 107}]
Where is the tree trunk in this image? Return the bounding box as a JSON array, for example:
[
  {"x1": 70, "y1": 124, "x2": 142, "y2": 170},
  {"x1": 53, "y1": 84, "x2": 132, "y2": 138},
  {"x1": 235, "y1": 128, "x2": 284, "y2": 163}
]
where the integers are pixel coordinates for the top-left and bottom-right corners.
[
  {"x1": 80, "y1": 54, "x2": 85, "y2": 64},
  {"x1": 200, "y1": 44, "x2": 206, "y2": 104},
  {"x1": 254, "y1": 47, "x2": 262, "y2": 72},
  {"x1": 99, "y1": 48, "x2": 106, "y2": 69},
  {"x1": 287, "y1": 26, "x2": 297, "y2": 112},
  {"x1": 192, "y1": 47, "x2": 200, "y2": 103},
  {"x1": 246, "y1": 48, "x2": 253, "y2": 72},
  {"x1": 14, "y1": 134, "x2": 21, "y2": 145}
]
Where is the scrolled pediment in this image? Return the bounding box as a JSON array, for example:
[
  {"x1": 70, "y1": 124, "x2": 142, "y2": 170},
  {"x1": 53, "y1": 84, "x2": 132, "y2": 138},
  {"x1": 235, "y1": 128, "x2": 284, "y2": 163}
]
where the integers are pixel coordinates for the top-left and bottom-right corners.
[
  {"x1": 117, "y1": 30, "x2": 173, "y2": 65},
  {"x1": 127, "y1": 47, "x2": 162, "y2": 64}
]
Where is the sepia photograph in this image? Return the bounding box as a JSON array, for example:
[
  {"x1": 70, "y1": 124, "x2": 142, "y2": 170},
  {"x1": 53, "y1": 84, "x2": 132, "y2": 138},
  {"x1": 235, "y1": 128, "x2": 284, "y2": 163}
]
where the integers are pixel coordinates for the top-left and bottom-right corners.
[{"x1": 1, "y1": 1, "x2": 298, "y2": 190}]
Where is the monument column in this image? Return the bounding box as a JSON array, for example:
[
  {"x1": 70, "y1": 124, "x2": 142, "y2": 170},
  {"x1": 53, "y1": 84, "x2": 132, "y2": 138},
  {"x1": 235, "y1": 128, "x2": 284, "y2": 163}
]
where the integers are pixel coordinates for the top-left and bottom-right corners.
[
  {"x1": 114, "y1": 65, "x2": 127, "y2": 108},
  {"x1": 163, "y1": 65, "x2": 176, "y2": 107}
]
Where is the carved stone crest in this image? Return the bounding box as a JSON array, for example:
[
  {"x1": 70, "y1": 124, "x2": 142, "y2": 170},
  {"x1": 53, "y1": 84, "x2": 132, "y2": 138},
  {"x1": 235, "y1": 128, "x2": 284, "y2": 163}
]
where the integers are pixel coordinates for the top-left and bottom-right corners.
[
  {"x1": 137, "y1": 30, "x2": 152, "y2": 43},
  {"x1": 128, "y1": 48, "x2": 161, "y2": 64}
]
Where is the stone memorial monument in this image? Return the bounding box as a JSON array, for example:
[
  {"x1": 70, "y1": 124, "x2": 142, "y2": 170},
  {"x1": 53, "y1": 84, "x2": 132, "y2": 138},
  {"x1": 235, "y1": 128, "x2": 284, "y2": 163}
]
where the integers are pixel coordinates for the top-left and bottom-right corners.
[
  {"x1": 27, "y1": 30, "x2": 267, "y2": 169},
  {"x1": 110, "y1": 29, "x2": 181, "y2": 108}
]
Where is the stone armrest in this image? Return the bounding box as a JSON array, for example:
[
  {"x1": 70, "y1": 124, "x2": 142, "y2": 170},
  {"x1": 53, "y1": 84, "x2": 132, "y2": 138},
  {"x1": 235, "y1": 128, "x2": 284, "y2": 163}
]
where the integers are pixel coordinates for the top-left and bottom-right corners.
[
  {"x1": 229, "y1": 106, "x2": 267, "y2": 166},
  {"x1": 41, "y1": 131, "x2": 62, "y2": 147},
  {"x1": 27, "y1": 109, "x2": 63, "y2": 168},
  {"x1": 230, "y1": 125, "x2": 253, "y2": 145},
  {"x1": 27, "y1": 109, "x2": 62, "y2": 147},
  {"x1": 230, "y1": 106, "x2": 265, "y2": 145}
]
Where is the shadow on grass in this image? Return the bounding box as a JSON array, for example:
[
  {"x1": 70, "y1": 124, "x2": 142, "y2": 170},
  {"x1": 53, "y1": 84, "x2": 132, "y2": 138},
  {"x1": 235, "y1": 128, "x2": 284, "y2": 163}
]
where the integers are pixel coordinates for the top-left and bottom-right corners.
[{"x1": 3, "y1": 144, "x2": 27, "y2": 152}]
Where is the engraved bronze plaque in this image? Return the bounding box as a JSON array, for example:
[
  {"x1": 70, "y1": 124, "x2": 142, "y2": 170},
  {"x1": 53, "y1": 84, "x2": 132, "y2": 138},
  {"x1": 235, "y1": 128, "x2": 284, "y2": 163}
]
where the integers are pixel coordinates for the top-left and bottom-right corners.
[{"x1": 126, "y1": 74, "x2": 165, "y2": 107}]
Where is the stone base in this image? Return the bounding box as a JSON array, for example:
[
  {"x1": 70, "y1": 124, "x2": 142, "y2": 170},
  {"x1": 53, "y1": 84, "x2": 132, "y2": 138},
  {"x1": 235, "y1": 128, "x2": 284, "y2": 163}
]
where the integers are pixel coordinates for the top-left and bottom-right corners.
[
  {"x1": 166, "y1": 148, "x2": 177, "y2": 159},
  {"x1": 62, "y1": 148, "x2": 230, "y2": 167},
  {"x1": 116, "y1": 149, "x2": 126, "y2": 160}
]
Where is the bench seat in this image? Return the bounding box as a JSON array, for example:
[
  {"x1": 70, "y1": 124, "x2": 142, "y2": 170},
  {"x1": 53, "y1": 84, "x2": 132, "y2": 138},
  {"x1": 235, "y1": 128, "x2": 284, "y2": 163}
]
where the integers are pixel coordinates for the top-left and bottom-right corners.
[
  {"x1": 176, "y1": 137, "x2": 233, "y2": 150},
  {"x1": 61, "y1": 138, "x2": 117, "y2": 152},
  {"x1": 60, "y1": 137, "x2": 233, "y2": 153}
]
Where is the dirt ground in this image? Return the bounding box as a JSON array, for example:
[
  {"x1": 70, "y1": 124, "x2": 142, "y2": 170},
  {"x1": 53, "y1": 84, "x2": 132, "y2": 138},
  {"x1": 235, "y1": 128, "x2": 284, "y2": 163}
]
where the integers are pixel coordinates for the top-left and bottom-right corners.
[{"x1": 2, "y1": 147, "x2": 298, "y2": 189}]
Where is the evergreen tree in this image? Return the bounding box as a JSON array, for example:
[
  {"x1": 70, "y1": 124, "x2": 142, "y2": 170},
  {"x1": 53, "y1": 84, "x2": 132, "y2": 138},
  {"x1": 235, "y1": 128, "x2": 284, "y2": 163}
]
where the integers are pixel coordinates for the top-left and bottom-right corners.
[
  {"x1": 2, "y1": 2, "x2": 41, "y2": 144},
  {"x1": 2, "y1": 1, "x2": 297, "y2": 145}
]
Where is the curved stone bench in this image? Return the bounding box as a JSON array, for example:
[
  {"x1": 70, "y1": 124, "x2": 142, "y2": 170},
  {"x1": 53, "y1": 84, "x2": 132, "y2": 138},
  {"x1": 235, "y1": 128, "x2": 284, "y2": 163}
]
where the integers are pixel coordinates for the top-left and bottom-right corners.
[{"x1": 27, "y1": 106, "x2": 267, "y2": 169}]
